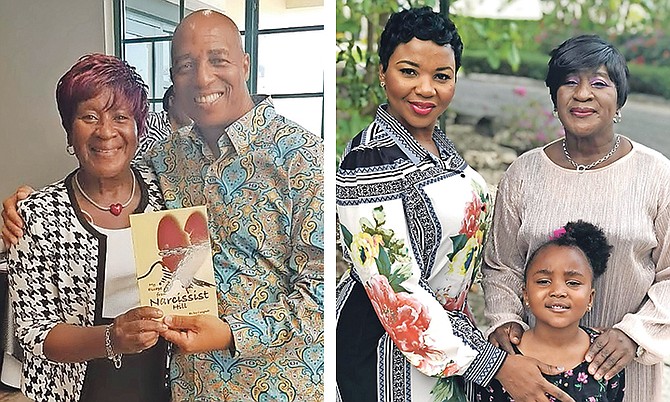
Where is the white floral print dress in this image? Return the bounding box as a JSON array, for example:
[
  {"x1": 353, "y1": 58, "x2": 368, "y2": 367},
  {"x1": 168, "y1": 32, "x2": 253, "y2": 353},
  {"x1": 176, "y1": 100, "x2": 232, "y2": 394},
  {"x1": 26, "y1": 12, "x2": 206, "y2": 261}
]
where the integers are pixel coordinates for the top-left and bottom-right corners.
[{"x1": 336, "y1": 105, "x2": 505, "y2": 402}]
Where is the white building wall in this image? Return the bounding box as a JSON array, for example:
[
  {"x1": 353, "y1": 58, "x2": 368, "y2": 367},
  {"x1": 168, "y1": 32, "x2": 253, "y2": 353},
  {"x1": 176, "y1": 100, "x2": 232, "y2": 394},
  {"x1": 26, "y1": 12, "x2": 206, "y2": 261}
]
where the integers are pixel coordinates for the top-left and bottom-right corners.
[{"x1": 0, "y1": 0, "x2": 107, "y2": 198}]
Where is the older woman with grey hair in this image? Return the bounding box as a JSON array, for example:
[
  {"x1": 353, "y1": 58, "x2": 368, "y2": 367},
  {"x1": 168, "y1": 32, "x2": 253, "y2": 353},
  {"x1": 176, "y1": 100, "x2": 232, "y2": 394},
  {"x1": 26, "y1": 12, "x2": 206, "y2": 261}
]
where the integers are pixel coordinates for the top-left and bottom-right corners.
[{"x1": 483, "y1": 34, "x2": 670, "y2": 402}]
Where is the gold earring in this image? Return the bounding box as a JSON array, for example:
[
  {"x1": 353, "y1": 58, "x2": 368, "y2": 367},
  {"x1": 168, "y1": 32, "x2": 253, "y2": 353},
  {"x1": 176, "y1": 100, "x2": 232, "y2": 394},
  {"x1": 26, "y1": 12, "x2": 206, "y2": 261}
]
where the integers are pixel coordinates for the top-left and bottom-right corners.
[{"x1": 380, "y1": 81, "x2": 386, "y2": 89}]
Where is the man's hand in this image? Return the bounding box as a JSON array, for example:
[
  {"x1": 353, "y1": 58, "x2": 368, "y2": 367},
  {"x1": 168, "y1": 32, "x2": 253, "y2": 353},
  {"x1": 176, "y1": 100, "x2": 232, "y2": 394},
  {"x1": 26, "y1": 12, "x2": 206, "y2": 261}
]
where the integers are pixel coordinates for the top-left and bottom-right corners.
[
  {"x1": 585, "y1": 328, "x2": 635, "y2": 381},
  {"x1": 495, "y1": 354, "x2": 575, "y2": 402},
  {"x1": 1, "y1": 186, "x2": 33, "y2": 247},
  {"x1": 488, "y1": 322, "x2": 524, "y2": 354},
  {"x1": 113, "y1": 307, "x2": 167, "y2": 354},
  {"x1": 161, "y1": 314, "x2": 233, "y2": 354}
]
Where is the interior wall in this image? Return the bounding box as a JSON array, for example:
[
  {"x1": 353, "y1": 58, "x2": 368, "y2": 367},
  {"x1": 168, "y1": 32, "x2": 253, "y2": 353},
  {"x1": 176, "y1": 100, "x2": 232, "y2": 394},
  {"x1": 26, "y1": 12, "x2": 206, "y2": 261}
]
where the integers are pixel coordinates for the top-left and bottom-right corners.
[{"x1": 0, "y1": 1, "x2": 107, "y2": 199}]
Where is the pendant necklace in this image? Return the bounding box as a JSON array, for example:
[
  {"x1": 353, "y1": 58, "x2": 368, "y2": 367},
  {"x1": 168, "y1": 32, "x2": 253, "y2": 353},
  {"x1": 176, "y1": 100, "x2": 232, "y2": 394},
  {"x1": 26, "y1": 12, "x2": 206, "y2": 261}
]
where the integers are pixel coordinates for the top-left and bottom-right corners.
[
  {"x1": 562, "y1": 134, "x2": 621, "y2": 173},
  {"x1": 74, "y1": 171, "x2": 136, "y2": 216}
]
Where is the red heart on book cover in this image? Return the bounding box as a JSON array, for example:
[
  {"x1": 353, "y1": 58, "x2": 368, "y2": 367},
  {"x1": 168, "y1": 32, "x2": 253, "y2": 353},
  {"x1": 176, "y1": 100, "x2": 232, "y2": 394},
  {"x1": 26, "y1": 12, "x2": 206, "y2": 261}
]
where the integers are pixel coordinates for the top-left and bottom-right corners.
[
  {"x1": 157, "y1": 211, "x2": 208, "y2": 272},
  {"x1": 184, "y1": 211, "x2": 208, "y2": 244}
]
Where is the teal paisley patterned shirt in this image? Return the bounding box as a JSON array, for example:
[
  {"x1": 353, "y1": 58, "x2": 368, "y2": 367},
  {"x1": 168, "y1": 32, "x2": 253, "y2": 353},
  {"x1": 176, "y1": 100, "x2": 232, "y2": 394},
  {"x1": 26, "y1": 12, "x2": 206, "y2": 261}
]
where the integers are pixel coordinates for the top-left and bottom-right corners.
[{"x1": 145, "y1": 96, "x2": 324, "y2": 401}]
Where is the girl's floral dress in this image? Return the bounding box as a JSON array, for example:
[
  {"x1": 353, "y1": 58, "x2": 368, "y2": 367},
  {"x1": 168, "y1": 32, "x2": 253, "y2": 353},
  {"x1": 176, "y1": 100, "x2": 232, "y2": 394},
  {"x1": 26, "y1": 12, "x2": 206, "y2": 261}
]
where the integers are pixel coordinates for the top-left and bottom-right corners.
[
  {"x1": 467, "y1": 327, "x2": 625, "y2": 401},
  {"x1": 335, "y1": 105, "x2": 506, "y2": 402}
]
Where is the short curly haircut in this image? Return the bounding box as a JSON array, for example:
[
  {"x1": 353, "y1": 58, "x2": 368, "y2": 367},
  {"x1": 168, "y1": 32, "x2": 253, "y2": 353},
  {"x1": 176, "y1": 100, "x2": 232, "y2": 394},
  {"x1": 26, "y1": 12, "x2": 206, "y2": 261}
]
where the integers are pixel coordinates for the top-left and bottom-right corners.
[
  {"x1": 545, "y1": 34, "x2": 629, "y2": 110},
  {"x1": 56, "y1": 53, "x2": 149, "y2": 140},
  {"x1": 378, "y1": 6, "x2": 463, "y2": 73},
  {"x1": 526, "y1": 220, "x2": 613, "y2": 279}
]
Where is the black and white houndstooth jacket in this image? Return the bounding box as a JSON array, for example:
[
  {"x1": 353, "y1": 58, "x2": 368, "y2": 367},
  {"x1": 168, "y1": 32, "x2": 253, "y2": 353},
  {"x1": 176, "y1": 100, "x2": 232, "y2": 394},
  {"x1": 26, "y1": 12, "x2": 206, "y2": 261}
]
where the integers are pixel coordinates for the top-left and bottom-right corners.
[{"x1": 7, "y1": 164, "x2": 164, "y2": 402}]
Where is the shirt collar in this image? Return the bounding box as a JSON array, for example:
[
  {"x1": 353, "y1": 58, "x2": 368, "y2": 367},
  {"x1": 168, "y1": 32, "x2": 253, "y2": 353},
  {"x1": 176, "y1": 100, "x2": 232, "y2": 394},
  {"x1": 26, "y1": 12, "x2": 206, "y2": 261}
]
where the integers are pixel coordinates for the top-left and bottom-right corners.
[
  {"x1": 375, "y1": 104, "x2": 446, "y2": 165},
  {"x1": 225, "y1": 95, "x2": 274, "y2": 155},
  {"x1": 186, "y1": 95, "x2": 274, "y2": 157}
]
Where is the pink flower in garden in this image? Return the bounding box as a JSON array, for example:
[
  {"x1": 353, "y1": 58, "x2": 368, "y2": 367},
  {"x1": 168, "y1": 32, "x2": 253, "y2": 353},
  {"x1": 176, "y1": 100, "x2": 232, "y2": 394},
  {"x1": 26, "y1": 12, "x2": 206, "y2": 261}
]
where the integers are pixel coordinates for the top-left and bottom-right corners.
[
  {"x1": 577, "y1": 371, "x2": 589, "y2": 384},
  {"x1": 366, "y1": 274, "x2": 431, "y2": 353},
  {"x1": 513, "y1": 86, "x2": 527, "y2": 96}
]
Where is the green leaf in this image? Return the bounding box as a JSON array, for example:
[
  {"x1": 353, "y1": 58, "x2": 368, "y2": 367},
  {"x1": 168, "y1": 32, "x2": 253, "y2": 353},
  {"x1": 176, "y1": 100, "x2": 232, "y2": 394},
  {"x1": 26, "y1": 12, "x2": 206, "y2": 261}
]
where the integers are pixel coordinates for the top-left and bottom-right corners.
[
  {"x1": 448, "y1": 234, "x2": 468, "y2": 260},
  {"x1": 485, "y1": 51, "x2": 501, "y2": 70},
  {"x1": 341, "y1": 224, "x2": 353, "y2": 248},
  {"x1": 376, "y1": 246, "x2": 392, "y2": 277},
  {"x1": 389, "y1": 282, "x2": 409, "y2": 293},
  {"x1": 387, "y1": 262, "x2": 412, "y2": 291},
  {"x1": 508, "y1": 43, "x2": 521, "y2": 72},
  {"x1": 430, "y1": 377, "x2": 467, "y2": 402}
]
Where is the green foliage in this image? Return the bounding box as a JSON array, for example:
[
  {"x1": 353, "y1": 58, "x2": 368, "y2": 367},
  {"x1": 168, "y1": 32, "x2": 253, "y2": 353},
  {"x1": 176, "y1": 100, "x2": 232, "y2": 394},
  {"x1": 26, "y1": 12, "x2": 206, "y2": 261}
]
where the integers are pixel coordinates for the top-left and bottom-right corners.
[
  {"x1": 336, "y1": 1, "x2": 528, "y2": 160},
  {"x1": 431, "y1": 377, "x2": 467, "y2": 402},
  {"x1": 451, "y1": 16, "x2": 530, "y2": 70},
  {"x1": 539, "y1": 0, "x2": 651, "y2": 35},
  {"x1": 628, "y1": 63, "x2": 670, "y2": 99},
  {"x1": 336, "y1": 0, "x2": 415, "y2": 159},
  {"x1": 336, "y1": 0, "x2": 670, "y2": 160},
  {"x1": 462, "y1": 50, "x2": 549, "y2": 81},
  {"x1": 617, "y1": 30, "x2": 670, "y2": 67},
  {"x1": 464, "y1": 50, "x2": 670, "y2": 99}
]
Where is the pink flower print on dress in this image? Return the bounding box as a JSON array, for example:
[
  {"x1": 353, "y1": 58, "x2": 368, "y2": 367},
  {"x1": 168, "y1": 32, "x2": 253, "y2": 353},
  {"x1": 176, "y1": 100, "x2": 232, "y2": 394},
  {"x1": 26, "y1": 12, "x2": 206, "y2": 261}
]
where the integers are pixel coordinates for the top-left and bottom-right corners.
[
  {"x1": 441, "y1": 288, "x2": 468, "y2": 312},
  {"x1": 366, "y1": 274, "x2": 430, "y2": 352},
  {"x1": 577, "y1": 371, "x2": 589, "y2": 384},
  {"x1": 460, "y1": 194, "x2": 484, "y2": 237},
  {"x1": 442, "y1": 362, "x2": 459, "y2": 376},
  {"x1": 366, "y1": 274, "x2": 452, "y2": 375}
]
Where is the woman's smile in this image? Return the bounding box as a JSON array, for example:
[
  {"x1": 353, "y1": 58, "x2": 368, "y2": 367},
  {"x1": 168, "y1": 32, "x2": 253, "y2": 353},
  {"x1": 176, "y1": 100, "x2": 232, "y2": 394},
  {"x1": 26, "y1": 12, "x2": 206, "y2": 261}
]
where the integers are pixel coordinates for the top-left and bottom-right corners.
[{"x1": 408, "y1": 101, "x2": 436, "y2": 116}]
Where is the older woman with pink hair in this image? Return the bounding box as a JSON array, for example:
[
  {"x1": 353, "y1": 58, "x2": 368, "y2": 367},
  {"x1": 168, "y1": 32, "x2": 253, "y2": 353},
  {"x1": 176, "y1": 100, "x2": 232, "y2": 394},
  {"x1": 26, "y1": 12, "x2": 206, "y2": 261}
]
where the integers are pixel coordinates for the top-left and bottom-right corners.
[{"x1": 7, "y1": 54, "x2": 169, "y2": 402}]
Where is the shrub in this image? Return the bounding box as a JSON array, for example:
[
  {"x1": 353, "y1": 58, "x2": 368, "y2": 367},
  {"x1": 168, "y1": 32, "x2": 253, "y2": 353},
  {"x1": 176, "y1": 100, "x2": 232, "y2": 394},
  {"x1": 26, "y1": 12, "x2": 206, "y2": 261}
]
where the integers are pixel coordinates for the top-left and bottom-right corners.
[
  {"x1": 463, "y1": 50, "x2": 670, "y2": 99},
  {"x1": 495, "y1": 87, "x2": 564, "y2": 154}
]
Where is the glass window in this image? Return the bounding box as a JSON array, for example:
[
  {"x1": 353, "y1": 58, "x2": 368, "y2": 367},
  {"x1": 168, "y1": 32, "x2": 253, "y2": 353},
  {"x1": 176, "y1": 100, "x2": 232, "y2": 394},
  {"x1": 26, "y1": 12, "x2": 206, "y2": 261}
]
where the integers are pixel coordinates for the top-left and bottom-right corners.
[
  {"x1": 119, "y1": 0, "x2": 324, "y2": 136},
  {"x1": 125, "y1": 42, "x2": 153, "y2": 94},
  {"x1": 272, "y1": 97, "x2": 323, "y2": 136},
  {"x1": 125, "y1": 0, "x2": 179, "y2": 38},
  {"x1": 259, "y1": 0, "x2": 324, "y2": 29},
  {"x1": 257, "y1": 30, "x2": 324, "y2": 95},
  {"x1": 185, "y1": 0, "x2": 244, "y2": 28}
]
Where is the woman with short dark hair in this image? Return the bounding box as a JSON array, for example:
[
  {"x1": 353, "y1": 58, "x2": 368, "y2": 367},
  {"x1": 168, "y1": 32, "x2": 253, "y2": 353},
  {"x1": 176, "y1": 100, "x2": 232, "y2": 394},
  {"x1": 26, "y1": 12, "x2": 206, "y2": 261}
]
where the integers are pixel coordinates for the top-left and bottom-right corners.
[
  {"x1": 483, "y1": 34, "x2": 670, "y2": 402},
  {"x1": 336, "y1": 7, "x2": 574, "y2": 402}
]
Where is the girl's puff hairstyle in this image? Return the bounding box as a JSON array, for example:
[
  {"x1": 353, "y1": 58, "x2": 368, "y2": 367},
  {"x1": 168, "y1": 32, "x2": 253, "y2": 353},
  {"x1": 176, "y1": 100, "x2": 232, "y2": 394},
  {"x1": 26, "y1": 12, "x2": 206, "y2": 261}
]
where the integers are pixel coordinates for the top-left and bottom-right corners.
[
  {"x1": 378, "y1": 6, "x2": 463, "y2": 73},
  {"x1": 526, "y1": 220, "x2": 613, "y2": 280},
  {"x1": 56, "y1": 53, "x2": 149, "y2": 139},
  {"x1": 545, "y1": 34, "x2": 629, "y2": 110}
]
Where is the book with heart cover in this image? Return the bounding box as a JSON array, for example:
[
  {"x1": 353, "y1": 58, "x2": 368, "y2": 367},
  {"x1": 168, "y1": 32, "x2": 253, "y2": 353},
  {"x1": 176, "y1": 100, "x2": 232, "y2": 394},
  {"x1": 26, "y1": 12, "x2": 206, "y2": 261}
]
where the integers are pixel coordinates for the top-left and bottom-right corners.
[{"x1": 130, "y1": 205, "x2": 218, "y2": 316}]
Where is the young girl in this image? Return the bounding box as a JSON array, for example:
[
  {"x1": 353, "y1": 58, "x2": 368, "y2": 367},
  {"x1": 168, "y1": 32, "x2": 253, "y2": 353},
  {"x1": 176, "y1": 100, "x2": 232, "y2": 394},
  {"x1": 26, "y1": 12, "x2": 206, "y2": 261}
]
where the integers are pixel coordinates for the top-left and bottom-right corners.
[{"x1": 469, "y1": 220, "x2": 625, "y2": 401}]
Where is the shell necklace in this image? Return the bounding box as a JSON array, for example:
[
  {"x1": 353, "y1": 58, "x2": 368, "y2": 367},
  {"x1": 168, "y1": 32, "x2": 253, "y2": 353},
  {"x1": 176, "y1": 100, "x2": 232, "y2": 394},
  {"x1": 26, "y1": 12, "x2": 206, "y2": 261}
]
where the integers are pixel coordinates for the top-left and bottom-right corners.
[
  {"x1": 562, "y1": 134, "x2": 621, "y2": 173},
  {"x1": 74, "y1": 171, "x2": 136, "y2": 216}
]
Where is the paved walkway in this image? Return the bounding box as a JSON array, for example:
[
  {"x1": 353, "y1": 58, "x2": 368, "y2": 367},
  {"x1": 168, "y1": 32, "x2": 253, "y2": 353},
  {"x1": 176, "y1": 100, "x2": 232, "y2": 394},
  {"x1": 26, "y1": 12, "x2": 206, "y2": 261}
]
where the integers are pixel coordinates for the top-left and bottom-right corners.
[{"x1": 450, "y1": 73, "x2": 670, "y2": 157}]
